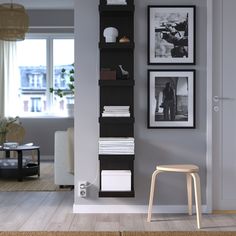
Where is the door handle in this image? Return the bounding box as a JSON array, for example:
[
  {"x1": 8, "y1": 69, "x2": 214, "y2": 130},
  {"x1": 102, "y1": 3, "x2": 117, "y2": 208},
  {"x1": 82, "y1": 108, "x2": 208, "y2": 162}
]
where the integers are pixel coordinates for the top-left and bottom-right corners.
[{"x1": 213, "y1": 96, "x2": 234, "y2": 102}]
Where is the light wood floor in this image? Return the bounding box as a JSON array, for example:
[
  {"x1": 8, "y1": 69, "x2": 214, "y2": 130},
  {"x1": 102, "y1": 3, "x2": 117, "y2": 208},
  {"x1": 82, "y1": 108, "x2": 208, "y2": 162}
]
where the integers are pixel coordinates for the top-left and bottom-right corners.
[{"x1": 1, "y1": 191, "x2": 236, "y2": 231}]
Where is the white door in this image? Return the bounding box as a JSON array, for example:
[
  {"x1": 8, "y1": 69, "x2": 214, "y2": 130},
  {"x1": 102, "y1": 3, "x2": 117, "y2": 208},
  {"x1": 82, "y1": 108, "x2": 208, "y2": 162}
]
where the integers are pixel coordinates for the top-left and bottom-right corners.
[{"x1": 212, "y1": 0, "x2": 236, "y2": 210}]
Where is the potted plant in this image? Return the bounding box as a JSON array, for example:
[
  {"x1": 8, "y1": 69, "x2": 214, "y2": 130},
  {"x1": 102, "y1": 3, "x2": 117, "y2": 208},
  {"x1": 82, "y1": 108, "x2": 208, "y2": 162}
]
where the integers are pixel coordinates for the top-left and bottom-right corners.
[
  {"x1": 0, "y1": 116, "x2": 19, "y2": 145},
  {"x1": 49, "y1": 64, "x2": 75, "y2": 116}
]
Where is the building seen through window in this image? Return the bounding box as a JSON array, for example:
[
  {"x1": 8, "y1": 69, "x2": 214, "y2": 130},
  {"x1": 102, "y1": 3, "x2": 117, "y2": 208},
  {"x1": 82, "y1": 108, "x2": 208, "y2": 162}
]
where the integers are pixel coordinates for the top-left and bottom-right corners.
[{"x1": 16, "y1": 36, "x2": 74, "y2": 117}]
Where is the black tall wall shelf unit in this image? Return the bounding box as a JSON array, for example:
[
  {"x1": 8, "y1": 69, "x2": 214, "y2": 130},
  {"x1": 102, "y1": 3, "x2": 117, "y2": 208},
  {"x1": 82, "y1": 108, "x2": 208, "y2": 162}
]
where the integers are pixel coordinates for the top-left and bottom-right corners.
[{"x1": 99, "y1": 0, "x2": 135, "y2": 198}]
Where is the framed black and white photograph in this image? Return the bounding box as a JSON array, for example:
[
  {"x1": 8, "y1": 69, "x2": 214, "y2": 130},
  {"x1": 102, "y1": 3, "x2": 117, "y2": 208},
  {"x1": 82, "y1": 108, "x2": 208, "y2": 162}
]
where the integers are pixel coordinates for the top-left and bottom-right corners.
[
  {"x1": 148, "y1": 70, "x2": 195, "y2": 128},
  {"x1": 148, "y1": 6, "x2": 195, "y2": 65}
]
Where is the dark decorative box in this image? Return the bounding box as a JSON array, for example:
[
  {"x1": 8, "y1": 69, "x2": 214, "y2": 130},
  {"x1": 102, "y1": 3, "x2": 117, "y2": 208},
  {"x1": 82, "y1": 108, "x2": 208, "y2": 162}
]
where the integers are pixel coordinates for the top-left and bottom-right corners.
[{"x1": 100, "y1": 68, "x2": 116, "y2": 80}]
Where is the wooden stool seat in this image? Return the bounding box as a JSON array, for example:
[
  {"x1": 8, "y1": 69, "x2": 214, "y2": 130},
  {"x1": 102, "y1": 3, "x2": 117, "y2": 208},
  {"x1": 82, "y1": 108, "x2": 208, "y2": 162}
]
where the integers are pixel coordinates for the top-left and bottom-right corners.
[
  {"x1": 147, "y1": 164, "x2": 202, "y2": 229},
  {"x1": 156, "y1": 164, "x2": 199, "y2": 173}
]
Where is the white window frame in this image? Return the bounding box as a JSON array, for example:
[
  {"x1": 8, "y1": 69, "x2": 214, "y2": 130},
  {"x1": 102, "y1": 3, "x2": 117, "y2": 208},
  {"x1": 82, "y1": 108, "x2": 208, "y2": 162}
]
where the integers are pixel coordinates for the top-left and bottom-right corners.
[{"x1": 18, "y1": 33, "x2": 74, "y2": 118}]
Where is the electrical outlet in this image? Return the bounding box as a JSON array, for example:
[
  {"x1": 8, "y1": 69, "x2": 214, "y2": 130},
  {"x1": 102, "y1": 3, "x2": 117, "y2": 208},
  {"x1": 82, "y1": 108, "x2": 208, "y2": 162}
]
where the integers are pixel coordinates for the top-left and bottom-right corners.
[{"x1": 78, "y1": 181, "x2": 87, "y2": 198}]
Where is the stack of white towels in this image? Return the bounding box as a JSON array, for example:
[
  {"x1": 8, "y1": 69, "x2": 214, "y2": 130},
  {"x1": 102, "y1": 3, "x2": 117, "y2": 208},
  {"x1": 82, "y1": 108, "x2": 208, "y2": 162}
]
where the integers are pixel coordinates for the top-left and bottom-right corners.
[
  {"x1": 99, "y1": 137, "x2": 134, "y2": 155},
  {"x1": 102, "y1": 106, "x2": 130, "y2": 117}
]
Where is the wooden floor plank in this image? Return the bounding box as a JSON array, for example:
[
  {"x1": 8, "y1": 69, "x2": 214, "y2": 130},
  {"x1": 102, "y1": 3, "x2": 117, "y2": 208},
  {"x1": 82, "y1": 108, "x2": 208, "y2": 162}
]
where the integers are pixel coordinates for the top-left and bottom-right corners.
[
  {"x1": 95, "y1": 214, "x2": 120, "y2": 231},
  {"x1": 69, "y1": 213, "x2": 97, "y2": 231},
  {"x1": 0, "y1": 191, "x2": 235, "y2": 231},
  {"x1": 210, "y1": 214, "x2": 236, "y2": 231},
  {"x1": 45, "y1": 191, "x2": 74, "y2": 231},
  {"x1": 19, "y1": 192, "x2": 68, "y2": 231},
  {"x1": 143, "y1": 213, "x2": 171, "y2": 231},
  {"x1": 119, "y1": 213, "x2": 144, "y2": 231},
  {"x1": 0, "y1": 192, "x2": 29, "y2": 222},
  {"x1": 0, "y1": 192, "x2": 49, "y2": 231}
]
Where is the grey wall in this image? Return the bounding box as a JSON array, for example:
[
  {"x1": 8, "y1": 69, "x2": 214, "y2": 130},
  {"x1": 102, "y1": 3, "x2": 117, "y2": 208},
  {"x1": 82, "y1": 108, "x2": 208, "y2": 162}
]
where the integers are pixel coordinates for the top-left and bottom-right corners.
[
  {"x1": 74, "y1": 0, "x2": 100, "y2": 204},
  {"x1": 75, "y1": 0, "x2": 207, "y2": 206},
  {"x1": 20, "y1": 10, "x2": 74, "y2": 157},
  {"x1": 28, "y1": 10, "x2": 74, "y2": 33},
  {"x1": 21, "y1": 118, "x2": 73, "y2": 156}
]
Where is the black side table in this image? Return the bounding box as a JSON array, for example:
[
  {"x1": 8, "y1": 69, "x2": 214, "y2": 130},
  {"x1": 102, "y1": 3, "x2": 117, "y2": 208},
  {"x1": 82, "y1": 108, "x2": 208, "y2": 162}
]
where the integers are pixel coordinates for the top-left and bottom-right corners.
[{"x1": 0, "y1": 145, "x2": 40, "y2": 181}]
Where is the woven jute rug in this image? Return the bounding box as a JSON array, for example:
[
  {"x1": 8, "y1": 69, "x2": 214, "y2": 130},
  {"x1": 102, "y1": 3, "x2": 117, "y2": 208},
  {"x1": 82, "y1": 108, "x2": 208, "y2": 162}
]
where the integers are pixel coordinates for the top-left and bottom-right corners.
[
  {"x1": 0, "y1": 162, "x2": 72, "y2": 191},
  {"x1": 0, "y1": 232, "x2": 235, "y2": 236}
]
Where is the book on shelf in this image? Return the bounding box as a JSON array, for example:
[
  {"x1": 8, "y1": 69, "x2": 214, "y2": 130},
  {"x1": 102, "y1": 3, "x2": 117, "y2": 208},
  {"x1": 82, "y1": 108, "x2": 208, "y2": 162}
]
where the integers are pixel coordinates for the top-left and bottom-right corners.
[
  {"x1": 99, "y1": 137, "x2": 135, "y2": 155},
  {"x1": 102, "y1": 106, "x2": 130, "y2": 117},
  {"x1": 99, "y1": 151, "x2": 135, "y2": 155},
  {"x1": 106, "y1": 0, "x2": 127, "y2": 5},
  {"x1": 103, "y1": 106, "x2": 130, "y2": 110},
  {"x1": 102, "y1": 113, "x2": 130, "y2": 117},
  {"x1": 99, "y1": 137, "x2": 134, "y2": 141}
]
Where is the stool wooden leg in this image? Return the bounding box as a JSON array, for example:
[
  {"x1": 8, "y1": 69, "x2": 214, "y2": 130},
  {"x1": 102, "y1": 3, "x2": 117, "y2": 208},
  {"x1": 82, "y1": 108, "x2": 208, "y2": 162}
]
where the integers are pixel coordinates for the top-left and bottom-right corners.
[
  {"x1": 186, "y1": 173, "x2": 192, "y2": 215},
  {"x1": 147, "y1": 170, "x2": 161, "y2": 222},
  {"x1": 191, "y1": 172, "x2": 202, "y2": 229}
]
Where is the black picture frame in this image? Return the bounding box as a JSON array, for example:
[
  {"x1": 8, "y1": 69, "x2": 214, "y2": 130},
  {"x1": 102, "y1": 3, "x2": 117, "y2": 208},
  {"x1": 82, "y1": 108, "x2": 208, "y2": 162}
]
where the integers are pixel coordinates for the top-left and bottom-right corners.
[
  {"x1": 148, "y1": 70, "x2": 195, "y2": 128},
  {"x1": 148, "y1": 5, "x2": 196, "y2": 65}
]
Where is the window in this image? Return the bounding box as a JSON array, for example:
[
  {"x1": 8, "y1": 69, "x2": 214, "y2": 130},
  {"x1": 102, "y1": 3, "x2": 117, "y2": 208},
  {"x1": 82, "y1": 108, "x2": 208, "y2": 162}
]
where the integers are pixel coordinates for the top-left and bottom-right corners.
[{"x1": 16, "y1": 35, "x2": 74, "y2": 117}]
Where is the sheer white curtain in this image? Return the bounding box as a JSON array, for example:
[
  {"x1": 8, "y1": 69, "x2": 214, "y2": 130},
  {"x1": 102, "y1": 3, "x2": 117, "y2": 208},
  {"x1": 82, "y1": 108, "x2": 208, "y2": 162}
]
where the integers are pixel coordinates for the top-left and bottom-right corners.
[
  {"x1": 0, "y1": 41, "x2": 4, "y2": 117},
  {"x1": 0, "y1": 40, "x2": 20, "y2": 117}
]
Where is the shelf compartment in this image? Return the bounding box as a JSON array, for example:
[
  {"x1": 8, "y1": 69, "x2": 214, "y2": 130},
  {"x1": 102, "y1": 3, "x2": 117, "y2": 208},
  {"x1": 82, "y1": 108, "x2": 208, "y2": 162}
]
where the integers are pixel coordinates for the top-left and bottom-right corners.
[
  {"x1": 99, "y1": 156, "x2": 134, "y2": 170},
  {"x1": 99, "y1": 5, "x2": 134, "y2": 14},
  {"x1": 100, "y1": 87, "x2": 134, "y2": 112},
  {"x1": 100, "y1": 124, "x2": 133, "y2": 137},
  {"x1": 0, "y1": 165, "x2": 39, "y2": 179},
  {"x1": 100, "y1": 50, "x2": 134, "y2": 78},
  {"x1": 99, "y1": 117, "x2": 134, "y2": 124},
  {"x1": 99, "y1": 42, "x2": 135, "y2": 50},
  {"x1": 99, "y1": 154, "x2": 135, "y2": 160},
  {"x1": 99, "y1": 80, "x2": 134, "y2": 86},
  {"x1": 99, "y1": 156, "x2": 134, "y2": 198},
  {"x1": 99, "y1": 190, "x2": 135, "y2": 198}
]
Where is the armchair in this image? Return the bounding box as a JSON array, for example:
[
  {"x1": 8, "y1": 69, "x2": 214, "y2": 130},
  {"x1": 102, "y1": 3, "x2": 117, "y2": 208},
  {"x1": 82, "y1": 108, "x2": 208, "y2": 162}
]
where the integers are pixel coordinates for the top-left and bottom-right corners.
[{"x1": 54, "y1": 127, "x2": 74, "y2": 186}]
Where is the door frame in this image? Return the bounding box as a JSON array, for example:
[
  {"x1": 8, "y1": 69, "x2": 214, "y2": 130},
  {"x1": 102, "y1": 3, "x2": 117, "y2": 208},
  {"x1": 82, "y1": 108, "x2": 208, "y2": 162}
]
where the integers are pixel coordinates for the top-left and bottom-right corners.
[{"x1": 206, "y1": 0, "x2": 213, "y2": 213}]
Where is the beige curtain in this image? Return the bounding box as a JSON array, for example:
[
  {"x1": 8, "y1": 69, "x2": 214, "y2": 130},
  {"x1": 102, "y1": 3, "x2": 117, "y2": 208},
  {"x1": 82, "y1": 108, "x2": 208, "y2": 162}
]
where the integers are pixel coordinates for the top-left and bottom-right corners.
[{"x1": 0, "y1": 40, "x2": 19, "y2": 117}]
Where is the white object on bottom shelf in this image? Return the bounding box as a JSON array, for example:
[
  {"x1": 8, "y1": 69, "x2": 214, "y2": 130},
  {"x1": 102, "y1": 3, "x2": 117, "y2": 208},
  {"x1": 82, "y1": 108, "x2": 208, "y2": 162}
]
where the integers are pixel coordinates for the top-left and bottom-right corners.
[{"x1": 101, "y1": 170, "x2": 131, "y2": 191}]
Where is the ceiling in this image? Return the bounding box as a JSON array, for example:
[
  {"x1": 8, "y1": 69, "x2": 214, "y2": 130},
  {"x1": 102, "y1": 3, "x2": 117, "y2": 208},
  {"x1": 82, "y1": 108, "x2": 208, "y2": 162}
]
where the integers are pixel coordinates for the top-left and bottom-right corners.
[{"x1": 0, "y1": 0, "x2": 74, "y2": 9}]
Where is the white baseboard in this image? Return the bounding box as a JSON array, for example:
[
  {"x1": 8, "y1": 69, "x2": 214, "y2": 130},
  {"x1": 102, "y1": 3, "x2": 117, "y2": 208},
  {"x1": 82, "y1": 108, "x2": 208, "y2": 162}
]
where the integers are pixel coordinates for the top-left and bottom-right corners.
[{"x1": 73, "y1": 204, "x2": 207, "y2": 214}]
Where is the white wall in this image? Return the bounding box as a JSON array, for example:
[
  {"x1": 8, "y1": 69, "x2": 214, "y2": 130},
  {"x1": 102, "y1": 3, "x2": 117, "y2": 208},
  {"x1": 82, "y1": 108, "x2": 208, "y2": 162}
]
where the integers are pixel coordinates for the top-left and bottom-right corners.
[{"x1": 74, "y1": 0, "x2": 207, "y2": 212}]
